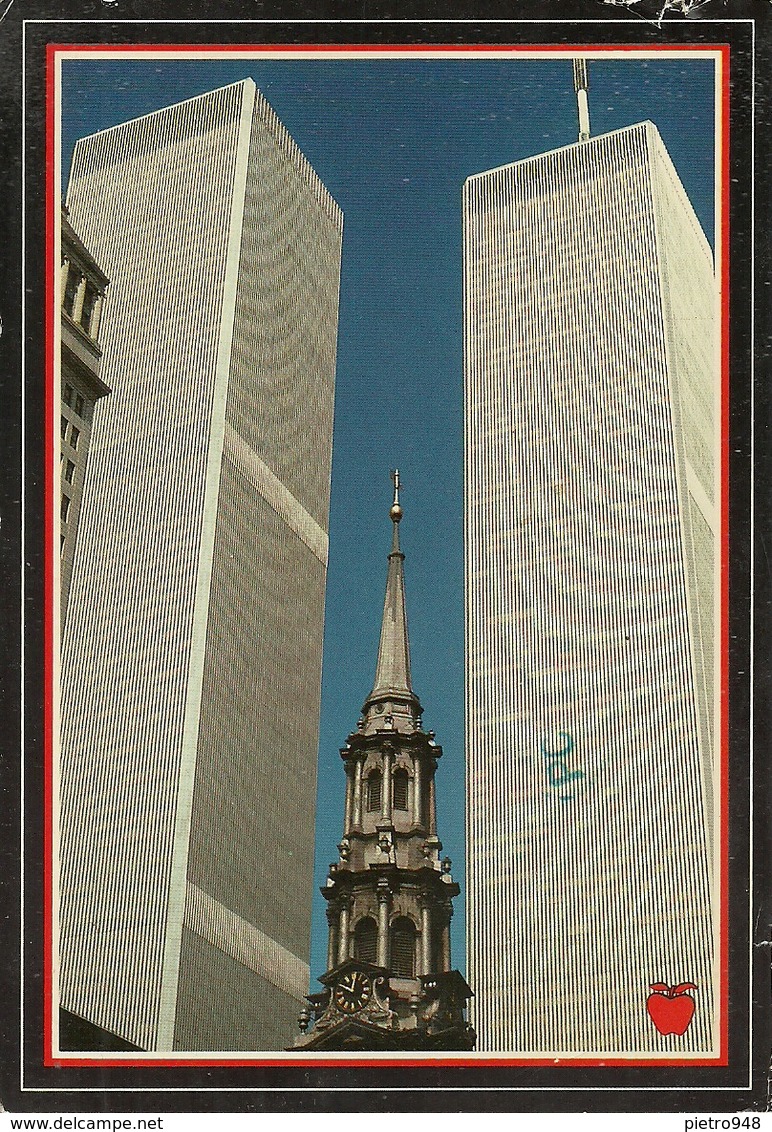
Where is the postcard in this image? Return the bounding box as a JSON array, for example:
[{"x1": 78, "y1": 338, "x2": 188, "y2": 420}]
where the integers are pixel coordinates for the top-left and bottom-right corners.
[{"x1": 2, "y1": 0, "x2": 767, "y2": 1115}]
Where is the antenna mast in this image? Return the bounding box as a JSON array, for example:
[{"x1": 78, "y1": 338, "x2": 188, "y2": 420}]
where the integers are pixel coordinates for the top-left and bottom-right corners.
[{"x1": 572, "y1": 58, "x2": 591, "y2": 143}]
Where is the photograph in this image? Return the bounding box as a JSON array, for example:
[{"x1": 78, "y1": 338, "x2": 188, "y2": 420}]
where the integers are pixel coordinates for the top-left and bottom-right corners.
[
  {"x1": 53, "y1": 43, "x2": 724, "y2": 1062},
  {"x1": 2, "y1": 3, "x2": 767, "y2": 1116}
]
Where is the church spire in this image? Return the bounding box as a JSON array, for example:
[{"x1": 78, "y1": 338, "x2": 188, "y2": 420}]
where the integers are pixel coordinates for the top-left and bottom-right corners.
[
  {"x1": 290, "y1": 468, "x2": 474, "y2": 1051},
  {"x1": 363, "y1": 471, "x2": 420, "y2": 722}
]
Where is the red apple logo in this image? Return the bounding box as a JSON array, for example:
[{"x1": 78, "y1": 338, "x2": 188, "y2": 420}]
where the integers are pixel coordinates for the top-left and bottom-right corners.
[{"x1": 646, "y1": 982, "x2": 697, "y2": 1035}]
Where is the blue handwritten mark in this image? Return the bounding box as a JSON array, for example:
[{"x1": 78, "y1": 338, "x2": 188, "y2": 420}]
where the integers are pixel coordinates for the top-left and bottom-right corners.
[{"x1": 541, "y1": 731, "x2": 585, "y2": 800}]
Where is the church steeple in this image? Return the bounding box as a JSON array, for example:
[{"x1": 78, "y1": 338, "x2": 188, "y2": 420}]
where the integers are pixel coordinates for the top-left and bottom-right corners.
[
  {"x1": 362, "y1": 470, "x2": 422, "y2": 733},
  {"x1": 290, "y1": 475, "x2": 474, "y2": 1051}
]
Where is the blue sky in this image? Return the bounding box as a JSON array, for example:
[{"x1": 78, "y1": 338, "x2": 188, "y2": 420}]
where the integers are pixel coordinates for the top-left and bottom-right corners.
[{"x1": 60, "y1": 52, "x2": 715, "y2": 986}]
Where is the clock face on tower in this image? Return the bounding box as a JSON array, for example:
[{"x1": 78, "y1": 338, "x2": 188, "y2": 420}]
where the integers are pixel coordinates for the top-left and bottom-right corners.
[{"x1": 333, "y1": 970, "x2": 372, "y2": 1014}]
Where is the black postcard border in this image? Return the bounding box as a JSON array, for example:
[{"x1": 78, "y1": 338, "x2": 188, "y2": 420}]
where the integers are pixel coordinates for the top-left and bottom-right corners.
[{"x1": 2, "y1": 0, "x2": 768, "y2": 1113}]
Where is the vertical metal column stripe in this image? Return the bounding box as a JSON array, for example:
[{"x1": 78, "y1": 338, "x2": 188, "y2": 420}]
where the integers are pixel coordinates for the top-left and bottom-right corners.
[{"x1": 462, "y1": 122, "x2": 717, "y2": 1055}]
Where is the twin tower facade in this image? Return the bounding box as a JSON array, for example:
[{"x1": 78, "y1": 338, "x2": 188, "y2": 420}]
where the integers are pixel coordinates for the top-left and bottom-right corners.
[
  {"x1": 58, "y1": 78, "x2": 717, "y2": 1055},
  {"x1": 464, "y1": 121, "x2": 718, "y2": 1054},
  {"x1": 59, "y1": 80, "x2": 342, "y2": 1051}
]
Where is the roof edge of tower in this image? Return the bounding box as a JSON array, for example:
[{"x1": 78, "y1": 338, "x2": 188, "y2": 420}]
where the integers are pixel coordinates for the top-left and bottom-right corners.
[
  {"x1": 71, "y1": 78, "x2": 257, "y2": 148},
  {"x1": 463, "y1": 119, "x2": 655, "y2": 187}
]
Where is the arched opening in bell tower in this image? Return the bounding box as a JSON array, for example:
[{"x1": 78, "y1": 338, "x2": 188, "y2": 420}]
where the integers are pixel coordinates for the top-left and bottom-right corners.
[
  {"x1": 366, "y1": 770, "x2": 382, "y2": 812},
  {"x1": 353, "y1": 917, "x2": 378, "y2": 964},
  {"x1": 392, "y1": 768, "x2": 409, "y2": 811},
  {"x1": 390, "y1": 917, "x2": 417, "y2": 978}
]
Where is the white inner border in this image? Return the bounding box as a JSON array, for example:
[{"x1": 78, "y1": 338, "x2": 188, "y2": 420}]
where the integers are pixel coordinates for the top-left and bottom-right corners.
[{"x1": 21, "y1": 19, "x2": 755, "y2": 1093}]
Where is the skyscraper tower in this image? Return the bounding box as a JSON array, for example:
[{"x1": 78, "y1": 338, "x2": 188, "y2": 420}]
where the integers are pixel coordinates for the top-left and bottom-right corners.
[
  {"x1": 292, "y1": 476, "x2": 474, "y2": 1051},
  {"x1": 462, "y1": 73, "x2": 718, "y2": 1053},
  {"x1": 58, "y1": 80, "x2": 343, "y2": 1053}
]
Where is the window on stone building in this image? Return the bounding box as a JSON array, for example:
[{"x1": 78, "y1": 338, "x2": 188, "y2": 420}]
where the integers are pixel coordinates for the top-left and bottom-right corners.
[
  {"x1": 61, "y1": 416, "x2": 68, "y2": 440},
  {"x1": 63, "y1": 266, "x2": 79, "y2": 317},
  {"x1": 70, "y1": 426, "x2": 80, "y2": 451},
  {"x1": 366, "y1": 770, "x2": 382, "y2": 812},
  {"x1": 63, "y1": 383, "x2": 73, "y2": 407},
  {"x1": 390, "y1": 917, "x2": 416, "y2": 978},
  {"x1": 64, "y1": 460, "x2": 75, "y2": 484},
  {"x1": 61, "y1": 494, "x2": 70, "y2": 523},
  {"x1": 393, "y1": 769, "x2": 409, "y2": 811},
  {"x1": 80, "y1": 285, "x2": 98, "y2": 335},
  {"x1": 353, "y1": 917, "x2": 377, "y2": 965},
  {"x1": 74, "y1": 392, "x2": 85, "y2": 417}
]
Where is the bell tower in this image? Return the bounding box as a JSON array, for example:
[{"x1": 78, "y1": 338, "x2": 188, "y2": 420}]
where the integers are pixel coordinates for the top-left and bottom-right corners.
[{"x1": 291, "y1": 474, "x2": 475, "y2": 1051}]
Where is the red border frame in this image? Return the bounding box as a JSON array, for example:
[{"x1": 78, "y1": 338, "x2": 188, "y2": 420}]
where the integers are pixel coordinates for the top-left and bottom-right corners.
[{"x1": 43, "y1": 40, "x2": 731, "y2": 1071}]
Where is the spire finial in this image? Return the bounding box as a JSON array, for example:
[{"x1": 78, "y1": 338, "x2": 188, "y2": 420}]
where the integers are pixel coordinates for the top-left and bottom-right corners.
[
  {"x1": 572, "y1": 58, "x2": 591, "y2": 143},
  {"x1": 389, "y1": 469, "x2": 403, "y2": 555},
  {"x1": 390, "y1": 468, "x2": 403, "y2": 525}
]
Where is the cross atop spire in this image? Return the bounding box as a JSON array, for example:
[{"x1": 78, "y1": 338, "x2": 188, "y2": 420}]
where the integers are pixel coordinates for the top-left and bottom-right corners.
[
  {"x1": 389, "y1": 468, "x2": 403, "y2": 553},
  {"x1": 362, "y1": 470, "x2": 421, "y2": 724},
  {"x1": 391, "y1": 467, "x2": 401, "y2": 503}
]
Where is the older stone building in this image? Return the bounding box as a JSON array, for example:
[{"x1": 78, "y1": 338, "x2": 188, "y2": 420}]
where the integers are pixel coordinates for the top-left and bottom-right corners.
[
  {"x1": 59, "y1": 205, "x2": 110, "y2": 629},
  {"x1": 292, "y1": 476, "x2": 474, "y2": 1051}
]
